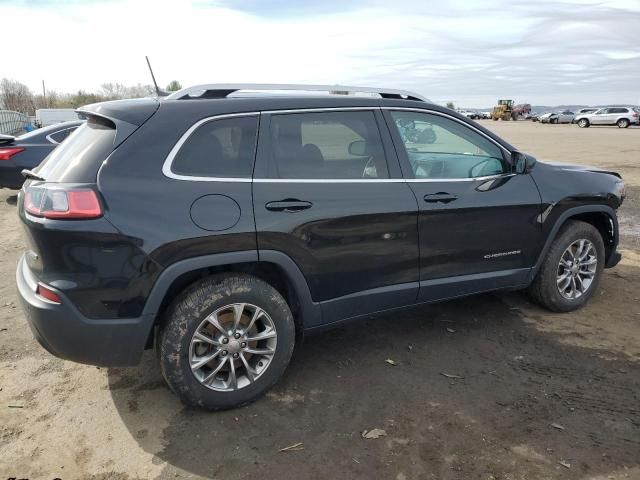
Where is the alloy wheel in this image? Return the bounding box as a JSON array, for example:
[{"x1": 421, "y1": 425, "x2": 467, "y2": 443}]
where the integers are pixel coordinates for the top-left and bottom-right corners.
[
  {"x1": 189, "y1": 303, "x2": 277, "y2": 391},
  {"x1": 556, "y1": 239, "x2": 598, "y2": 300}
]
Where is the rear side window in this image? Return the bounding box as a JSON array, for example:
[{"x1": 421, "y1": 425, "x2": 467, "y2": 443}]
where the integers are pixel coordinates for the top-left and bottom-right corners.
[
  {"x1": 268, "y1": 111, "x2": 389, "y2": 179},
  {"x1": 36, "y1": 116, "x2": 116, "y2": 182},
  {"x1": 170, "y1": 115, "x2": 258, "y2": 178},
  {"x1": 609, "y1": 107, "x2": 628, "y2": 114}
]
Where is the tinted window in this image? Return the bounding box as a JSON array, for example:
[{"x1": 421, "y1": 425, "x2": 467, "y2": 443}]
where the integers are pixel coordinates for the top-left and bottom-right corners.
[
  {"x1": 268, "y1": 111, "x2": 388, "y2": 179},
  {"x1": 390, "y1": 111, "x2": 506, "y2": 179},
  {"x1": 171, "y1": 116, "x2": 258, "y2": 178},
  {"x1": 48, "y1": 127, "x2": 77, "y2": 144},
  {"x1": 609, "y1": 108, "x2": 628, "y2": 114},
  {"x1": 36, "y1": 116, "x2": 116, "y2": 182}
]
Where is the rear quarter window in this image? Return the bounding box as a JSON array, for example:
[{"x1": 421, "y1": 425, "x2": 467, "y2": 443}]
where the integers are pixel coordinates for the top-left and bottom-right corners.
[
  {"x1": 169, "y1": 115, "x2": 259, "y2": 178},
  {"x1": 36, "y1": 116, "x2": 116, "y2": 182}
]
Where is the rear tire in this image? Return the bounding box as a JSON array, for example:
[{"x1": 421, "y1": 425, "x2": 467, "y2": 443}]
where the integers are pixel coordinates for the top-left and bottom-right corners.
[
  {"x1": 527, "y1": 220, "x2": 604, "y2": 313},
  {"x1": 577, "y1": 119, "x2": 589, "y2": 128},
  {"x1": 159, "y1": 274, "x2": 296, "y2": 410},
  {"x1": 617, "y1": 118, "x2": 630, "y2": 128}
]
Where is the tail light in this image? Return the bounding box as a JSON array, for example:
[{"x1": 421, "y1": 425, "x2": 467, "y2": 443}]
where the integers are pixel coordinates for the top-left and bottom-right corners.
[
  {"x1": 0, "y1": 147, "x2": 24, "y2": 160},
  {"x1": 24, "y1": 186, "x2": 102, "y2": 219}
]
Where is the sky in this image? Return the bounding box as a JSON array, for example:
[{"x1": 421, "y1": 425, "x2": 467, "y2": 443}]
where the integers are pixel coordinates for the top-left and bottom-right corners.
[{"x1": 1, "y1": 0, "x2": 639, "y2": 107}]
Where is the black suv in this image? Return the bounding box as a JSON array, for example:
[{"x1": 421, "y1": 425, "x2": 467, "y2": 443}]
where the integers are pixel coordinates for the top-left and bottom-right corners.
[{"x1": 16, "y1": 84, "x2": 625, "y2": 410}]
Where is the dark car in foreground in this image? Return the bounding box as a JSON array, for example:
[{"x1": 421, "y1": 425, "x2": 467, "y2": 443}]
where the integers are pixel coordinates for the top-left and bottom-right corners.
[
  {"x1": 0, "y1": 120, "x2": 83, "y2": 189},
  {"x1": 15, "y1": 85, "x2": 624, "y2": 410}
]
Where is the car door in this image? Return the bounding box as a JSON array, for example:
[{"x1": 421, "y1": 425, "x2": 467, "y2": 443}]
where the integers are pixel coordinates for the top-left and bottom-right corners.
[
  {"x1": 253, "y1": 108, "x2": 420, "y2": 326},
  {"x1": 383, "y1": 108, "x2": 543, "y2": 302},
  {"x1": 591, "y1": 108, "x2": 611, "y2": 125},
  {"x1": 608, "y1": 107, "x2": 627, "y2": 123}
]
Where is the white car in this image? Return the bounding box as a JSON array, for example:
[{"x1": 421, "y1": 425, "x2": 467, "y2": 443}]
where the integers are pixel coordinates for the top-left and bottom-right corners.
[
  {"x1": 575, "y1": 107, "x2": 639, "y2": 128},
  {"x1": 456, "y1": 110, "x2": 480, "y2": 120}
]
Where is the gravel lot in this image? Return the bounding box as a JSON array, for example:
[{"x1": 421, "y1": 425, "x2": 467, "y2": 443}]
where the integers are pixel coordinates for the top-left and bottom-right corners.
[{"x1": 0, "y1": 121, "x2": 638, "y2": 480}]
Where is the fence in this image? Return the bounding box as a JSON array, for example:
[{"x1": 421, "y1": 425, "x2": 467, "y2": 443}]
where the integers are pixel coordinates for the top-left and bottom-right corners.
[{"x1": 0, "y1": 110, "x2": 30, "y2": 135}]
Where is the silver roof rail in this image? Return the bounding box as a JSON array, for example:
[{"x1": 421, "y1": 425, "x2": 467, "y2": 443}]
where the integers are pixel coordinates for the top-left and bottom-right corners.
[{"x1": 165, "y1": 83, "x2": 429, "y2": 102}]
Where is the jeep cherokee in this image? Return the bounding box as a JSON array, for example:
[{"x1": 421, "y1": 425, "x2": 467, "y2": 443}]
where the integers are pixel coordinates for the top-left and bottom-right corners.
[{"x1": 16, "y1": 84, "x2": 625, "y2": 410}]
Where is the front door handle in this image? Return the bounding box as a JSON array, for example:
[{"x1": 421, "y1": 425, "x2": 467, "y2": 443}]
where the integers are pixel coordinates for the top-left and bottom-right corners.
[
  {"x1": 423, "y1": 192, "x2": 458, "y2": 204},
  {"x1": 265, "y1": 199, "x2": 313, "y2": 212}
]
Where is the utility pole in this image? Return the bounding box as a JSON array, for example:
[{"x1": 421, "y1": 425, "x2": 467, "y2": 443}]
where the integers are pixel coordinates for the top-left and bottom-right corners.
[{"x1": 42, "y1": 80, "x2": 47, "y2": 107}]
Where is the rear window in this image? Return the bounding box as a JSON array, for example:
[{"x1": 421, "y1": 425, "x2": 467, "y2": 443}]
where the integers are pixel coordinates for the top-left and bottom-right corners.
[
  {"x1": 36, "y1": 116, "x2": 116, "y2": 182},
  {"x1": 48, "y1": 127, "x2": 78, "y2": 144}
]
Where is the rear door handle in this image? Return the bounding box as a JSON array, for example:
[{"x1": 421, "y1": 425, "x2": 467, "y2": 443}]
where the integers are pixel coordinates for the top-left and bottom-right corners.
[
  {"x1": 265, "y1": 200, "x2": 313, "y2": 212},
  {"x1": 423, "y1": 192, "x2": 458, "y2": 204}
]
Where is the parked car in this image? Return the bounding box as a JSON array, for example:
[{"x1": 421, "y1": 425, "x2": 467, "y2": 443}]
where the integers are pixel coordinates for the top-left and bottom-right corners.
[
  {"x1": 571, "y1": 108, "x2": 598, "y2": 123},
  {"x1": 0, "y1": 120, "x2": 83, "y2": 189},
  {"x1": 539, "y1": 111, "x2": 575, "y2": 124},
  {"x1": 16, "y1": 84, "x2": 624, "y2": 410},
  {"x1": 575, "y1": 107, "x2": 639, "y2": 128},
  {"x1": 456, "y1": 109, "x2": 481, "y2": 120}
]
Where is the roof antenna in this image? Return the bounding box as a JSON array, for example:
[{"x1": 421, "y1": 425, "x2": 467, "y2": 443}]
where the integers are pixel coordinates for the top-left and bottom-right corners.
[{"x1": 146, "y1": 56, "x2": 169, "y2": 97}]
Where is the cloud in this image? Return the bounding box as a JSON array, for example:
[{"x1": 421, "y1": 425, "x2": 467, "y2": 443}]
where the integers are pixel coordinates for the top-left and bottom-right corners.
[{"x1": 1, "y1": 0, "x2": 639, "y2": 107}]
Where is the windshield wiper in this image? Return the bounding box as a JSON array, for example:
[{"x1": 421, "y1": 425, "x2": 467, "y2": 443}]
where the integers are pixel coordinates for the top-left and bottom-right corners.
[{"x1": 21, "y1": 169, "x2": 45, "y2": 181}]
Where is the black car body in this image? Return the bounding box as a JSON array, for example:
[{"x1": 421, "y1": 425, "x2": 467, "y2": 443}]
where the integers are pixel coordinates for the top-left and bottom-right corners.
[
  {"x1": 0, "y1": 121, "x2": 84, "y2": 189},
  {"x1": 15, "y1": 85, "x2": 625, "y2": 409}
]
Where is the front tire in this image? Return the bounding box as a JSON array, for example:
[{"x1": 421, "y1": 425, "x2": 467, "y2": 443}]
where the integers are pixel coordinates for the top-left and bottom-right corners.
[
  {"x1": 159, "y1": 274, "x2": 296, "y2": 410},
  {"x1": 527, "y1": 220, "x2": 604, "y2": 313},
  {"x1": 617, "y1": 118, "x2": 630, "y2": 128},
  {"x1": 577, "y1": 119, "x2": 590, "y2": 128}
]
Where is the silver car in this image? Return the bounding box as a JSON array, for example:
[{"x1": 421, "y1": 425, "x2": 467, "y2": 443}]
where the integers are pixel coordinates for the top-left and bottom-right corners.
[
  {"x1": 575, "y1": 106, "x2": 639, "y2": 128},
  {"x1": 540, "y1": 111, "x2": 575, "y2": 124}
]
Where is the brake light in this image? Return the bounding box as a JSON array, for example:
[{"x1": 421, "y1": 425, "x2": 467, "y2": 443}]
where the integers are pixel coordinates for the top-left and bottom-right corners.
[
  {"x1": 36, "y1": 283, "x2": 61, "y2": 303},
  {"x1": 24, "y1": 187, "x2": 102, "y2": 219},
  {"x1": 0, "y1": 147, "x2": 24, "y2": 160}
]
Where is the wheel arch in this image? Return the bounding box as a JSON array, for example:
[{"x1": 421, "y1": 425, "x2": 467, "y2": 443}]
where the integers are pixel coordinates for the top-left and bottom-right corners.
[
  {"x1": 142, "y1": 250, "x2": 321, "y2": 348},
  {"x1": 529, "y1": 205, "x2": 619, "y2": 282}
]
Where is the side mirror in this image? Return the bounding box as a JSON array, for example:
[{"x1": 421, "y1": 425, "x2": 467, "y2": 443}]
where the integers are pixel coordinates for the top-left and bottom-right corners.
[
  {"x1": 348, "y1": 140, "x2": 367, "y2": 156},
  {"x1": 513, "y1": 151, "x2": 536, "y2": 174}
]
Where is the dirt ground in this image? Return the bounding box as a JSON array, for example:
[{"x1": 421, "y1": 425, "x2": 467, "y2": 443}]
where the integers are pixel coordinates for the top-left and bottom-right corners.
[{"x1": 0, "y1": 121, "x2": 638, "y2": 480}]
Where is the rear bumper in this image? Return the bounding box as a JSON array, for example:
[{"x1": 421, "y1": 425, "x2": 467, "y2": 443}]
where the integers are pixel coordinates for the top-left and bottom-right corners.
[{"x1": 16, "y1": 255, "x2": 153, "y2": 366}]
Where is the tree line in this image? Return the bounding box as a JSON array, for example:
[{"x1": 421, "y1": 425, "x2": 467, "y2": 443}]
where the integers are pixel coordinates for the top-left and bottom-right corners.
[{"x1": 0, "y1": 78, "x2": 182, "y2": 115}]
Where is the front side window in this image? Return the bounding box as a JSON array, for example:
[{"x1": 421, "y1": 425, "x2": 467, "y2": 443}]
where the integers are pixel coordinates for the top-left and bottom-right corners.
[
  {"x1": 268, "y1": 111, "x2": 389, "y2": 179},
  {"x1": 171, "y1": 115, "x2": 258, "y2": 178},
  {"x1": 389, "y1": 111, "x2": 506, "y2": 179}
]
